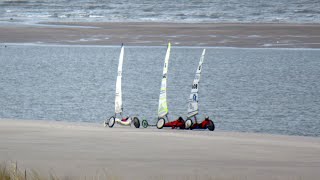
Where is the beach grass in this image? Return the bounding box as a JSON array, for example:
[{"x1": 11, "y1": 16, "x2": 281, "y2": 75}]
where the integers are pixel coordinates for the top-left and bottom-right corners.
[
  {"x1": 0, "y1": 162, "x2": 25, "y2": 180},
  {"x1": 0, "y1": 161, "x2": 128, "y2": 180},
  {"x1": 0, "y1": 162, "x2": 58, "y2": 180},
  {"x1": 0, "y1": 162, "x2": 233, "y2": 180},
  {"x1": 0, "y1": 162, "x2": 306, "y2": 180}
]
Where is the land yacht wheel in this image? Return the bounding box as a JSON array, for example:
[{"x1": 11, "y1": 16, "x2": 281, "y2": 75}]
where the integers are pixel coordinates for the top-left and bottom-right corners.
[
  {"x1": 207, "y1": 120, "x2": 215, "y2": 131},
  {"x1": 108, "y1": 116, "x2": 115, "y2": 128},
  {"x1": 142, "y1": 120, "x2": 148, "y2": 128},
  {"x1": 185, "y1": 118, "x2": 193, "y2": 129},
  {"x1": 156, "y1": 118, "x2": 165, "y2": 129},
  {"x1": 133, "y1": 117, "x2": 140, "y2": 128}
]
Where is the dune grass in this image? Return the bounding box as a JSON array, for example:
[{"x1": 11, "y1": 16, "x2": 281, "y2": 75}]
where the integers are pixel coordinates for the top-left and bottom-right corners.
[
  {"x1": 0, "y1": 161, "x2": 126, "y2": 180},
  {"x1": 0, "y1": 162, "x2": 225, "y2": 180},
  {"x1": 0, "y1": 162, "x2": 59, "y2": 180},
  {"x1": 0, "y1": 164, "x2": 258, "y2": 180},
  {"x1": 0, "y1": 162, "x2": 304, "y2": 180},
  {"x1": 0, "y1": 162, "x2": 24, "y2": 180}
]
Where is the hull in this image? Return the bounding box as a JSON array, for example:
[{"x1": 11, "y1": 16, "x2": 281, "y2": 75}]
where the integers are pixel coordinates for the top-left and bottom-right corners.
[
  {"x1": 163, "y1": 119, "x2": 185, "y2": 129},
  {"x1": 115, "y1": 118, "x2": 132, "y2": 126},
  {"x1": 190, "y1": 119, "x2": 215, "y2": 131}
]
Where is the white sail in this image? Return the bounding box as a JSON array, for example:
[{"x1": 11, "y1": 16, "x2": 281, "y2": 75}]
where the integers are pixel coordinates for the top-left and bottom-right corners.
[
  {"x1": 158, "y1": 42, "x2": 171, "y2": 118},
  {"x1": 115, "y1": 44, "x2": 124, "y2": 114},
  {"x1": 187, "y1": 49, "x2": 206, "y2": 118}
]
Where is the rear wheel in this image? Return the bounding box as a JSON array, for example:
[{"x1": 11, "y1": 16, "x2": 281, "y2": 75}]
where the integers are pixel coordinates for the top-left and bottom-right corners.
[
  {"x1": 142, "y1": 120, "x2": 148, "y2": 128},
  {"x1": 185, "y1": 119, "x2": 193, "y2": 129},
  {"x1": 207, "y1": 120, "x2": 215, "y2": 131},
  {"x1": 108, "y1": 116, "x2": 115, "y2": 128},
  {"x1": 133, "y1": 117, "x2": 140, "y2": 128},
  {"x1": 156, "y1": 118, "x2": 165, "y2": 129}
]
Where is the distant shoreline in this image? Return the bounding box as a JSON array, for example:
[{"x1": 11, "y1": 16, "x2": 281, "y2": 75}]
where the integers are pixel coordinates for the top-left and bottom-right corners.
[{"x1": 1, "y1": 22, "x2": 320, "y2": 48}]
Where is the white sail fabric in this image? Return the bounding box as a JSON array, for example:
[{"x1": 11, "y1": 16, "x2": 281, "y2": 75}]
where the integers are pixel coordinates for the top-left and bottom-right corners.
[
  {"x1": 115, "y1": 44, "x2": 124, "y2": 114},
  {"x1": 187, "y1": 49, "x2": 206, "y2": 118},
  {"x1": 158, "y1": 42, "x2": 171, "y2": 118}
]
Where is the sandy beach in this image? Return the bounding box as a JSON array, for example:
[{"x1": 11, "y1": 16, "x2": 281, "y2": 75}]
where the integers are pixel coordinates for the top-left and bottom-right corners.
[
  {"x1": 0, "y1": 119, "x2": 319, "y2": 180},
  {"x1": 1, "y1": 22, "x2": 320, "y2": 48}
]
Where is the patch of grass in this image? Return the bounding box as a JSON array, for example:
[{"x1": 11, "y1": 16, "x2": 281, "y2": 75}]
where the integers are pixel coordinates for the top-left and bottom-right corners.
[
  {"x1": 0, "y1": 162, "x2": 25, "y2": 180},
  {"x1": 0, "y1": 161, "x2": 122, "y2": 180},
  {"x1": 0, "y1": 162, "x2": 56, "y2": 180},
  {"x1": 1, "y1": 162, "x2": 303, "y2": 180}
]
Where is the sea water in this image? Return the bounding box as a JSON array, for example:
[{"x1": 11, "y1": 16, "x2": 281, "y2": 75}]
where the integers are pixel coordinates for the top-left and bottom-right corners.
[
  {"x1": 0, "y1": 45, "x2": 319, "y2": 137},
  {"x1": 0, "y1": 0, "x2": 320, "y2": 24}
]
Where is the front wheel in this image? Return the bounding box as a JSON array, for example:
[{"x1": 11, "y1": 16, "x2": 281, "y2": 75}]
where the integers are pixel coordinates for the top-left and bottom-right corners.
[
  {"x1": 142, "y1": 120, "x2": 148, "y2": 128},
  {"x1": 156, "y1": 118, "x2": 165, "y2": 129},
  {"x1": 133, "y1": 117, "x2": 140, "y2": 128},
  {"x1": 185, "y1": 119, "x2": 193, "y2": 129},
  {"x1": 108, "y1": 116, "x2": 115, "y2": 128},
  {"x1": 207, "y1": 120, "x2": 215, "y2": 131}
]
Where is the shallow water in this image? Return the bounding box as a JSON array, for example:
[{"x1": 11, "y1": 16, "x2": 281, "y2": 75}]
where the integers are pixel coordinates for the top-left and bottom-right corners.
[
  {"x1": 0, "y1": 45, "x2": 320, "y2": 137},
  {"x1": 0, "y1": 0, "x2": 320, "y2": 23}
]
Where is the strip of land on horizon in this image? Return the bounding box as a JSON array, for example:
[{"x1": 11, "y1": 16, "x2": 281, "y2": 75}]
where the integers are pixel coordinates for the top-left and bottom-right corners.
[{"x1": 1, "y1": 22, "x2": 320, "y2": 48}]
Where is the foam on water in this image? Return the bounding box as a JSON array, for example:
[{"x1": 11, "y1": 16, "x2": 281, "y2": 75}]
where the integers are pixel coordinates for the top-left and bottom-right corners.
[{"x1": 0, "y1": 0, "x2": 319, "y2": 23}]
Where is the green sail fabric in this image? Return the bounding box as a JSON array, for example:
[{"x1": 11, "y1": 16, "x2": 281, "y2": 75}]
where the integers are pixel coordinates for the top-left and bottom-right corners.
[{"x1": 158, "y1": 42, "x2": 171, "y2": 118}]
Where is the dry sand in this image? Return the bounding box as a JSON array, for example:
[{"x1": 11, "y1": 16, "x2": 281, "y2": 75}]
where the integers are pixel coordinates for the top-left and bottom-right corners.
[
  {"x1": 0, "y1": 119, "x2": 319, "y2": 180},
  {"x1": 1, "y1": 22, "x2": 320, "y2": 48}
]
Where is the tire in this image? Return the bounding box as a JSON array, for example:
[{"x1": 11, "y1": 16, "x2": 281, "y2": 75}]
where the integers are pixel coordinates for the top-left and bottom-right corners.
[
  {"x1": 133, "y1": 117, "x2": 140, "y2": 128},
  {"x1": 207, "y1": 120, "x2": 215, "y2": 131},
  {"x1": 156, "y1": 118, "x2": 165, "y2": 129},
  {"x1": 142, "y1": 120, "x2": 148, "y2": 128},
  {"x1": 108, "y1": 116, "x2": 115, "y2": 128},
  {"x1": 185, "y1": 119, "x2": 193, "y2": 129}
]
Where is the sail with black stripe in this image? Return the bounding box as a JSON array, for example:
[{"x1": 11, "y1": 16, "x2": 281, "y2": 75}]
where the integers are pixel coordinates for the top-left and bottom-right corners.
[{"x1": 187, "y1": 49, "x2": 206, "y2": 117}]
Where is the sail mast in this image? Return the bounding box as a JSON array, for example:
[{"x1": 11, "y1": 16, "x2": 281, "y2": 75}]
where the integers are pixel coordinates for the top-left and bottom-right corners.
[
  {"x1": 158, "y1": 42, "x2": 171, "y2": 118},
  {"x1": 187, "y1": 49, "x2": 206, "y2": 118},
  {"x1": 115, "y1": 44, "x2": 124, "y2": 114}
]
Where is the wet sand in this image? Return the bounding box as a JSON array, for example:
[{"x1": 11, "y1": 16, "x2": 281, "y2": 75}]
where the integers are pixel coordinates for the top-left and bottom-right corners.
[
  {"x1": 0, "y1": 119, "x2": 319, "y2": 180},
  {"x1": 1, "y1": 22, "x2": 320, "y2": 48}
]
